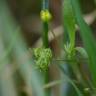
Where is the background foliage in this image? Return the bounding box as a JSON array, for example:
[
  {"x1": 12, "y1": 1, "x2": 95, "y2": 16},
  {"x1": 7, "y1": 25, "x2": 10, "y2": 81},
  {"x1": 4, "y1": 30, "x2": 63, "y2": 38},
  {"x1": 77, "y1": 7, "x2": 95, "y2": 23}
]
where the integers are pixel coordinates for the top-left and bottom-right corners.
[{"x1": 0, "y1": 0, "x2": 96, "y2": 96}]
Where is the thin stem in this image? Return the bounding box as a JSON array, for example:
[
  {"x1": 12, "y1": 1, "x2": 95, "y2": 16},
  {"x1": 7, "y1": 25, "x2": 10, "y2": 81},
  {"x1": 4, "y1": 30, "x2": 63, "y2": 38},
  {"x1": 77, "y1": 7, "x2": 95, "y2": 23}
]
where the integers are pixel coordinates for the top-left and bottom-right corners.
[
  {"x1": 42, "y1": 22, "x2": 49, "y2": 48},
  {"x1": 44, "y1": 71, "x2": 50, "y2": 96},
  {"x1": 42, "y1": 0, "x2": 51, "y2": 95},
  {"x1": 42, "y1": 0, "x2": 49, "y2": 9},
  {"x1": 42, "y1": 22, "x2": 50, "y2": 96}
]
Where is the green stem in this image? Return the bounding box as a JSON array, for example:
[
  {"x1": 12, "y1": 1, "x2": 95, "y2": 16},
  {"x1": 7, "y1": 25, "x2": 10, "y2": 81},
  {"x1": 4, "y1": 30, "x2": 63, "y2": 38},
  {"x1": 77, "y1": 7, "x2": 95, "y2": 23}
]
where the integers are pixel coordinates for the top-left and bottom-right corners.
[
  {"x1": 42, "y1": 22, "x2": 49, "y2": 48},
  {"x1": 44, "y1": 71, "x2": 50, "y2": 96},
  {"x1": 42, "y1": 21, "x2": 50, "y2": 96}
]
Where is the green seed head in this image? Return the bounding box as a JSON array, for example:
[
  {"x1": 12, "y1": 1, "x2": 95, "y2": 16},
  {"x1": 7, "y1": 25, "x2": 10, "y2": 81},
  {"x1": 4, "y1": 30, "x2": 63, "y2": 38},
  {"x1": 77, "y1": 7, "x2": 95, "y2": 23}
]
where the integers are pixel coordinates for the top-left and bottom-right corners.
[{"x1": 33, "y1": 48, "x2": 52, "y2": 72}]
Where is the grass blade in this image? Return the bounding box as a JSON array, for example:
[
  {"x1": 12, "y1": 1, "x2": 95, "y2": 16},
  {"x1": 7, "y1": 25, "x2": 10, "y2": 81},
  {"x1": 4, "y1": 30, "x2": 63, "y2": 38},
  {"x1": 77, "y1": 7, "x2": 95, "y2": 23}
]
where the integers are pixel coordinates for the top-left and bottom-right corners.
[{"x1": 71, "y1": 0, "x2": 96, "y2": 87}]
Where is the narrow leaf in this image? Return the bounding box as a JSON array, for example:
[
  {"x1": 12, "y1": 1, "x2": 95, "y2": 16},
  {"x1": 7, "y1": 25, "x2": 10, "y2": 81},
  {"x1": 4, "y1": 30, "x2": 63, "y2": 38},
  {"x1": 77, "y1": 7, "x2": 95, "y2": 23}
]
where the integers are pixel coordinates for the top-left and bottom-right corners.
[{"x1": 71, "y1": 0, "x2": 96, "y2": 87}]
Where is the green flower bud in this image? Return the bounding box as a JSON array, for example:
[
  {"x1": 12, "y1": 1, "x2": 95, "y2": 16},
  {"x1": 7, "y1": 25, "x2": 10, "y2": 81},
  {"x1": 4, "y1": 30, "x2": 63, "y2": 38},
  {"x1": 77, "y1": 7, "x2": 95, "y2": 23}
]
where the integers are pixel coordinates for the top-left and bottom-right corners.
[{"x1": 40, "y1": 10, "x2": 52, "y2": 22}]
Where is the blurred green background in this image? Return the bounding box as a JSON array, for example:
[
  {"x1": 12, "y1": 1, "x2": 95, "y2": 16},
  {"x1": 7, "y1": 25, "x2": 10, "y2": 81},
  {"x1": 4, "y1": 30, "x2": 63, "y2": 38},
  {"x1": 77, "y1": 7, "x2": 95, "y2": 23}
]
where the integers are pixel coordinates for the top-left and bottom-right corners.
[{"x1": 0, "y1": 0, "x2": 96, "y2": 96}]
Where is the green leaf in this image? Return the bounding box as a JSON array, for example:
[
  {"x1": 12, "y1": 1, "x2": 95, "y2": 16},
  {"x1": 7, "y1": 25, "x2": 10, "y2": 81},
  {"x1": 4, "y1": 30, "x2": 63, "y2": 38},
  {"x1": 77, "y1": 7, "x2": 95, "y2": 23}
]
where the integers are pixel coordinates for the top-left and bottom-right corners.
[
  {"x1": 63, "y1": 0, "x2": 76, "y2": 48},
  {"x1": 71, "y1": 0, "x2": 96, "y2": 87}
]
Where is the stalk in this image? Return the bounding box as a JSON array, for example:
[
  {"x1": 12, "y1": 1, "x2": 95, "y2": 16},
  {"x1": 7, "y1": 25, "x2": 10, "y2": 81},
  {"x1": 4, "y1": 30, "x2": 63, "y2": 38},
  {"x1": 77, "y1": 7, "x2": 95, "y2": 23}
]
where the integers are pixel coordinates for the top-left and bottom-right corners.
[
  {"x1": 42, "y1": 22, "x2": 49, "y2": 48},
  {"x1": 43, "y1": 21, "x2": 50, "y2": 96},
  {"x1": 41, "y1": 0, "x2": 51, "y2": 96}
]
